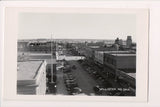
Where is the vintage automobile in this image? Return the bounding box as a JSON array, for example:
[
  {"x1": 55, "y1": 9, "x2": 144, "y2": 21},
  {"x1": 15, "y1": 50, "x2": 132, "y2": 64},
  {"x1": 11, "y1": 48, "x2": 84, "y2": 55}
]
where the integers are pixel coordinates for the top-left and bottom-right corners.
[
  {"x1": 72, "y1": 65, "x2": 77, "y2": 69},
  {"x1": 47, "y1": 82, "x2": 57, "y2": 94},
  {"x1": 71, "y1": 87, "x2": 82, "y2": 95}
]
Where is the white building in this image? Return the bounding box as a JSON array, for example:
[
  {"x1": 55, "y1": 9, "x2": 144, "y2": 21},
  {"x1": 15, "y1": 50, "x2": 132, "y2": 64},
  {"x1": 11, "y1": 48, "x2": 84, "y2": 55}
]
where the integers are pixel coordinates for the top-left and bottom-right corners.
[{"x1": 17, "y1": 60, "x2": 47, "y2": 95}]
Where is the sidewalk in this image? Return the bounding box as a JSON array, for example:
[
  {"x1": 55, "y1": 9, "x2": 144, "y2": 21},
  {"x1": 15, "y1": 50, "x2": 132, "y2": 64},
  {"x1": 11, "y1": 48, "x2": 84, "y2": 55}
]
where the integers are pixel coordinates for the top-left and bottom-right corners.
[{"x1": 56, "y1": 70, "x2": 68, "y2": 95}]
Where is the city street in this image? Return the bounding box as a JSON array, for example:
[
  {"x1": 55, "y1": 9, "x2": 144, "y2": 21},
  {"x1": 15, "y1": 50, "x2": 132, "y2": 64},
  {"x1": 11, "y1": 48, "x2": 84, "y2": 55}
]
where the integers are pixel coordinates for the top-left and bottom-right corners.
[
  {"x1": 55, "y1": 49, "x2": 98, "y2": 95},
  {"x1": 68, "y1": 60, "x2": 98, "y2": 95}
]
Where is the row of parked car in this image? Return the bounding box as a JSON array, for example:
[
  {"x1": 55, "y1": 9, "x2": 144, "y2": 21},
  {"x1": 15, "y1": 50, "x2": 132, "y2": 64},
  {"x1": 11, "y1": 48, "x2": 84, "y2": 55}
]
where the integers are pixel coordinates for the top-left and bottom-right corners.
[
  {"x1": 85, "y1": 67, "x2": 135, "y2": 96},
  {"x1": 63, "y1": 72, "x2": 82, "y2": 95},
  {"x1": 82, "y1": 64, "x2": 118, "y2": 96},
  {"x1": 63, "y1": 60, "x2": 77, "y2": 73},
  {"x1": 85, "y1": 67, "x2": 106, "y2": 83}
]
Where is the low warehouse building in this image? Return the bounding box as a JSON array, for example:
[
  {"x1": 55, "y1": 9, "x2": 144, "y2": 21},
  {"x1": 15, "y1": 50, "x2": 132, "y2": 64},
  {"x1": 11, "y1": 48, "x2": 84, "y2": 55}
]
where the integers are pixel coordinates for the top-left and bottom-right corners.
[{"x1": 104, "y1": 53, "x2": 136, "y2": 70}]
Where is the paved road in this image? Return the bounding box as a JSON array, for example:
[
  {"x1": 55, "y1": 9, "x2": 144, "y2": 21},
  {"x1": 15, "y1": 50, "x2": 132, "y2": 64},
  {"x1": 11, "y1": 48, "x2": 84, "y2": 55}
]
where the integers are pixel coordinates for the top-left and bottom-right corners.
[
  {"x1": 68, "y1": 61, "x2": 98, "y2": 95},
  {"x1": 56, "y1": 49, "x2": 98, "y2": 95}
]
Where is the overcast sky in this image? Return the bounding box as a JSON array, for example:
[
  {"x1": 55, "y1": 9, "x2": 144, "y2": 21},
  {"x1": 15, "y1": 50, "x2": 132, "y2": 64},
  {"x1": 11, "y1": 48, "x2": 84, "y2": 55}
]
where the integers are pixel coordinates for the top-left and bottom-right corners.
[{"x1": 18, "y1": 13, "x2": 136, "y2": 42}]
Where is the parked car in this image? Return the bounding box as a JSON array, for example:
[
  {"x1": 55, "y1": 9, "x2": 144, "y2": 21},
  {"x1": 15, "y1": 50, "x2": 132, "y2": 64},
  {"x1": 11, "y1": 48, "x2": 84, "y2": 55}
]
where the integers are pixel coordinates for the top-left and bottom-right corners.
[
  {"x1": 63, "y1": 73, "x2": 74, "y2": 80},
  {"x1": 92, "y1": 71, "x2": 97, "y2": 75},
  {"x1": 72, "y1": 65, "x2": 77, "y2": 69},
  {"x1": 66, "y1": 82, "x2": 78, "y2": 88},
  {"x1": 77, "y1": 59, "x2": 83, "y2": 63},
  {"x1": 95, "y1": 74, "x2": 101, "y2": 79},
  {"x1": 71, "y1": 87, "x2": 82, "y2": 95},
  {"x1": 63, "y1": 69, "x2": 71, "y2": 73},
  {"x1": 65, "y1": 79, "x2": 76, "y2": 84},
  {"x1": 47, "y1": 82, "x2": 57, "y2": 94}
]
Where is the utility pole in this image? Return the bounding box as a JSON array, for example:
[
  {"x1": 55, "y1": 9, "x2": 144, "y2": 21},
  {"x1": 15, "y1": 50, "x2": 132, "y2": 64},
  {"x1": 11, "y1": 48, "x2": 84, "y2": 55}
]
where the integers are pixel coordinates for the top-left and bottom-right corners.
[
  {"x1": 48, "y1": 33, "x2": 57, "y2": 94},
  {"x1": 51, "y1": 33, "x2": 54, "y2": 83}
]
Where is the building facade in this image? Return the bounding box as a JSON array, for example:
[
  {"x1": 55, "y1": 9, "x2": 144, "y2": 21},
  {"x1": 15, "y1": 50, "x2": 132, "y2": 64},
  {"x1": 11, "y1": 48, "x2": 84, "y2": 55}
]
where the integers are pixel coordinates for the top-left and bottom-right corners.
[
  {"x1": 103, "y1": 53, "x2": 136, "y2": 88},
  {"x1": 104, "y1": 53, "x2": 136, "y2": 70},
  {"x1": 94, "y1": 51, "x2": 135, "y2": 65}
]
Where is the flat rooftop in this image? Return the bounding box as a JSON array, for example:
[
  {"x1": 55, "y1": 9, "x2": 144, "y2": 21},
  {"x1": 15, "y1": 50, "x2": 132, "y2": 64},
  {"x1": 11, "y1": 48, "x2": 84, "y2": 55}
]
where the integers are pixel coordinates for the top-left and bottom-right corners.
[
  {"x1": 46, "y1": 59, "x2": 57, "y2": 64},
  {"x1": 98, "y1": 51, "x2": 136, "y2": 54},
  {"x1": 98, "y1": 51, "x2": 131, "y2": 53},
  {"x1": 126, "y1": 73, "x2": 136, "y2": 79},
  {"x1": 111, "y1": 54, "x2": 136, "y2": 56},
  {"x1": 22, "y1": 53, "x2": 57, "y2": 64},
  {"x1": 118, "y1": 70, "x2": 136, "y2": 79},
  {"x1": 17, "y1": 60, "x2": 43, "y2": 80}
]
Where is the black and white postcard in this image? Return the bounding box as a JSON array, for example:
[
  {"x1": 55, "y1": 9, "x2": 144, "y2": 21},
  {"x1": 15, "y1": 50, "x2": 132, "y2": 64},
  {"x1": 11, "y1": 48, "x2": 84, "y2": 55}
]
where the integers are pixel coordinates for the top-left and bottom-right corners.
[{"x1": 3, "y1": 7, "x2": 148, "y2": 102}]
